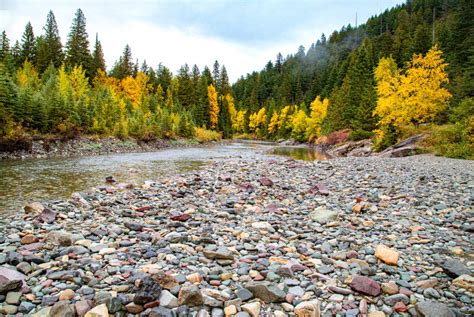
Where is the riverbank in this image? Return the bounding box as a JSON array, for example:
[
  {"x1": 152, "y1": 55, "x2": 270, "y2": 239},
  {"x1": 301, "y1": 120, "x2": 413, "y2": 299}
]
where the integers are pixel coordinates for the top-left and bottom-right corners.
[
  {"x1": 1, "y1": 155, "x2": 473, "y2": 316},
  {"x1": 0, "y1": 137, "x2": 218, "y2": 160}
]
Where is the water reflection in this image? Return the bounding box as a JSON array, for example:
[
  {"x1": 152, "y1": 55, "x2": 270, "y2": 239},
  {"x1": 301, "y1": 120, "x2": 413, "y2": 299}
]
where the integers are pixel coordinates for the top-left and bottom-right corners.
[
  {"x1": 271, "y1": 146, "x2": 330, "y2": 161},
  {"x1": 0, "y1": 142, "x2": 328, "y2": 215}
]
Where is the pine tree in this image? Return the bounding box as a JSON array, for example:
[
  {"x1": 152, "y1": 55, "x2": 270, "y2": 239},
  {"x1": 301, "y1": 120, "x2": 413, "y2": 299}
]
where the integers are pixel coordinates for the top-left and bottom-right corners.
[
  {"x1": 212, "y1": 60, "x2": 220, "y2": 92},
  {"x1": 195, "y1": 74, "x2": 210, "y2": 128},
  {"x1": 11, "y1": 41, "x2": 21, "y2": 67},
  {"x1": 36, "y1": 10, "x2": 63, "y2": 72},
  {"x1": 90, "y1": 33, "x2": 106, "y2": 78},
  {"x1": 220, "y1": 65, "x2": 231, "y2": 95},
  {"x1": 0, "y1": 63, "x2": 17, "y2": 136},
  {"x1": 20, "y1": 22, "x2": 36, "y2": 64},
  {"x1": 177, "y1": 64, "x2": 193, "y2": 109},
  {"x1": 65, "y1": 9, "x2": 91, "y2": 72},
  {"x1": 325, "y1": 40, "x2": 377, "y2": 133},
  {"x1": 110, "y1": 44, "x2": 132, "y2": 79},
  {"x1": 218, "y1": 95, "x2": 232, "y2": 138},
  {"x1": 0, "y1": 31, "x2": 10, "y2": 61},
  {"x1": 156, "y1": 64, "x2": 172, "y2": 93}
]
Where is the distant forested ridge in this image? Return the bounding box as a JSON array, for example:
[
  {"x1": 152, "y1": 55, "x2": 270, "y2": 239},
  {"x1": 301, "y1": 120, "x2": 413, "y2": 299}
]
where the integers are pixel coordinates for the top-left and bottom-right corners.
[{"x1": 0, "y1": 0, "x2": 473, "y2": 157}]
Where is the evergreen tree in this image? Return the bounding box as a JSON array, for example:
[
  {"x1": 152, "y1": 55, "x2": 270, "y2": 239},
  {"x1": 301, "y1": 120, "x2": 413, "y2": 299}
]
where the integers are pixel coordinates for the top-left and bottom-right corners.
[
  {"x1": 0, "y1": 63, "x2": 17, "y2": 136},
  {"x1": 65, "y1": 9, "x2": 91, "y2": 72},
  {"x1": 220, "y1": 65, "x2": 231, "y2": 95},
  {"x1": 202, "y1": 66, "x2": 213, "y2": 85},
  {"x1": 218, "y1": 95, "x2": 232, "y2": 138},
  {"x1": 20, "y1": 22, "x2": 36, "y2": 64},
  {"x1": 177, "y1": 64, "x2": 193, "y2": 109},
  {"x1": 110, "y1": 44, "x2": 132, "y2": 79},
  {"x1": 90, "y1": 33, "x2": 106, "y2": 78},
  {"x1": 11, "y1": 41, "x2": 21, "y2": 67},
  {"x1": 412, "y1": 23, "x2": 431, "y2": 55},
  {"x1": 212, "y1": 60, "x2": 220, "y2": 91},
  {"x1": 156, "y1": 64, "x2": 173, "y2": 93},
  {"x1": 36, "y1": 10, "x2": 63, "y2": 72},
  {"x1": 325, "y1": 40, "x2": 377, "y2": 134},
  {"x1": 0, "y1": 31, "x2": 10, "y2": 61}
]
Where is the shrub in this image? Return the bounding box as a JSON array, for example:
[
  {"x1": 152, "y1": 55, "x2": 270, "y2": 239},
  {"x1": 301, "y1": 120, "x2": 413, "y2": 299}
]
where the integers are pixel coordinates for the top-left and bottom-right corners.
[
  {"x1": 194, "y1": 127, "x2": 222, "y2": 143},
  {"x1": 321, "y1": 129, "x2": 351, "y2": 145},
  {"x1": 425, "y1": 120, "x2": 473, "y2": 159},
  {"x1": 349, "y1": 129, "x2": 375, "y2": 141},
  {"x1": 373, "y1": 125, "x2": 397, "y2": 152}
]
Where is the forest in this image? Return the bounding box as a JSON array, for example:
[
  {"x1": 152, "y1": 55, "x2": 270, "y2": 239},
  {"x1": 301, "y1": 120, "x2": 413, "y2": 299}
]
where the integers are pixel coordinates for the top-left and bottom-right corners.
[{"x1": 0, "y1": 0, "x2": 473, "y2": 158}]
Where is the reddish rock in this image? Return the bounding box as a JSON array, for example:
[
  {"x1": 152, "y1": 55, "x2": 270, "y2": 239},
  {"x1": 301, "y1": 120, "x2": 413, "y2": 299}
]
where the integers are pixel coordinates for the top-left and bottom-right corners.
[
  {"x1": 346, "y1": 251, "x2": 358, "y2": 259},
  {"x1": 350, "y1": 275, "x2": 381, "y2": 296},
  {"x1": 259, "y1": 177, "x2": 274, "y2": 187},
  {"x1": 20, "y1": 234, "x2": 38, "y2": 245},
  {"x1": 136, "y1": 206, "x2": 152, "y2": 212},
  {"x1": 399, "y1": 287, "x2": 413, "y2": 296},
  {"x1": 170, "y1": 213, "x2": 191, "y2": 222},
  {"x1": 394, "y1": 301, "x2": 408, "y2": 312},
  {"x1": 144, "y1": 300, "x2": 160, "y2": 309}
]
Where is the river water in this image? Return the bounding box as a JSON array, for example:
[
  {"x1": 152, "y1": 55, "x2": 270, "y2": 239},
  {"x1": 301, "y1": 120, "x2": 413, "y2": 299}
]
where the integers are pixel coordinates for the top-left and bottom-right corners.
[{"x1": 0, "y1": 141, "x2": 328, "y2": 215}]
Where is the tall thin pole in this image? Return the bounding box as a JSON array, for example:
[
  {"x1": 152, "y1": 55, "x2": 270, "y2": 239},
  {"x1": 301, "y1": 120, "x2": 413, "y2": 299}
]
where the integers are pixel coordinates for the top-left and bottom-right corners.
[
  {"x1": 432, "y1": 7, "x2": 436, "y2": 43},
  {"x1": 355, "y1": 12, "x2": 358, "y2": 46}
]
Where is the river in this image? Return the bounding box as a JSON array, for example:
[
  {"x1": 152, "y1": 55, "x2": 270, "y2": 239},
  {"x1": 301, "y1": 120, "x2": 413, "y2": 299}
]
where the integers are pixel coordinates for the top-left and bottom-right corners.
[{"x1": 0, "y1": 141, "x2": 328, "y2": 215}]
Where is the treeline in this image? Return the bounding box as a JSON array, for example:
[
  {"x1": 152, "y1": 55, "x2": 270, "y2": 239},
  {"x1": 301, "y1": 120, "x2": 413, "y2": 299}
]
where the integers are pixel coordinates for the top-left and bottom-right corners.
[
  {"x1": 0, "y1": 9, "x2": 235, "y2": 140},
  {"x1": 0, "y1": 1, "x2": 473, "y2": 158},
  {"x1": 232, "y1": 0, "x2": 473, "y2": 155}
]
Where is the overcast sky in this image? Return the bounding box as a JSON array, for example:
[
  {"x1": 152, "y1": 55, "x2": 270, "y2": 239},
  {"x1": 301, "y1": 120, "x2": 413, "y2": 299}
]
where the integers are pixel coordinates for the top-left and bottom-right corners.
[{"x1": 1, "y1": 0, "x2": 404, "y2": 82}]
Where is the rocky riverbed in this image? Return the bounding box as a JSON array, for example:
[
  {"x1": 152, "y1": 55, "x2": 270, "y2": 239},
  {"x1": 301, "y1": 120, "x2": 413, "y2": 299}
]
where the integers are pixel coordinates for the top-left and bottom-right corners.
[{"x1": 0, "y1": 155, "x2": 473, "y2": 317}]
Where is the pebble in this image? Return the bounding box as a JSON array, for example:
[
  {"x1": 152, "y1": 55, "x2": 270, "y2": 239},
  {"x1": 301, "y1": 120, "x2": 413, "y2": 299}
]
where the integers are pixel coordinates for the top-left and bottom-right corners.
[{"x1": 0, "y1": 155, "x2": 472, "y2": 316}]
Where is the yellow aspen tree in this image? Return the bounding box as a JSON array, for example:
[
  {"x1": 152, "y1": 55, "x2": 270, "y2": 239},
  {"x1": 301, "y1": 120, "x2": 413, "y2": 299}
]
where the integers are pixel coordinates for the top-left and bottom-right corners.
[
  {"x1": 208, "y1": 84, "x2": 219, "y2": 129},
  {"x1": 374, "y1": 46, "x2": 451, "y2": 131},
  {"x1": 291, "y1": 109, "x2": 308, "y2": 141},
  {"x1": 400, "y1": 46, "x2": 451, "y2": 124},
  {"x1": 16, "y1": 61, "x2": 39, "y2": 88},
  {"x1": 268, "y1": 111, "x2": 279, "y2": 135},
  {"x1": 226, "y1": 93, "x2": 237, "y2": 128},
  {"x1": 69, "y1": 65, "x2": 89, "y2": 100},
  {"x1": 306, "y1": 96, "x2": 329, "y2": 141},
  {"x1": 121, "y1": 76, "x2": 140, "y2": 110},
  {"x1": 249, "y1": 108, "x2": 266, "y2": 133},
  {"x1": 233, "y1": 110, "x2": 246, "y2": 132},
  {"x1": 57, "y1": 65, "x2": 71, "y2": 100}
]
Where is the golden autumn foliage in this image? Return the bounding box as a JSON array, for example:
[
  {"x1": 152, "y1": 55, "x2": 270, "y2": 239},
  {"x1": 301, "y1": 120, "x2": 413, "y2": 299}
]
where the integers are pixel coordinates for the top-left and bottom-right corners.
[
  {"x1": 233, "y1": 110, "x2": 246, "y2": 132},
  {"x1": 16, "y1": 61, "x2": 39, "y2": 88},
  {"x1": 268, "y1": 111, "x2": 279, "y2": 134},
  {"x1": 306, "y1": 96, "x2": 329, "y2": 141},
  {"x1": 195, "y1": 127, "x2": 222, "y2": 142},
  {"x1": 249, "y1": 107, "x2": 266, "y2": 133},
  {"x1": 278, "y1": 106, "x2": 292, "y2": 131},
  {"x1": 290, "y1": 109, "x2": 308, "y2": 141},
  {"x1": 69, "y1": 65, "x2": 89, "y2": 100},
  {"x1": 121, "y1": 72, "x2": 149, "y2": 110},
  {"x1": 208, "y1": 84, "x2": 219, "y2": 129},
  {"x1": 374, "y1": 46, "x2": 451, "y2": 131}
]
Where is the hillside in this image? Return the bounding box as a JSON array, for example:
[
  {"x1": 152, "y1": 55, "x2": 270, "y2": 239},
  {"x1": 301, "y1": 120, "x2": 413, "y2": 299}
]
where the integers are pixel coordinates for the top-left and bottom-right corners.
[{"x1": 0, "y1": 0, "x2": 472, "y2": 158}]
